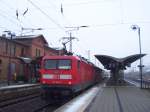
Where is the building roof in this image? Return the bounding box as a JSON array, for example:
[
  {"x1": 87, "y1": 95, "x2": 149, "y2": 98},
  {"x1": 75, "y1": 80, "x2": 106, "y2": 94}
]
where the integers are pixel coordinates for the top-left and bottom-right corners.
[
  {"x1": 0, "y1": 36, "x2": 29, "y2": 47},
  {"x1": 13, "y1": 34, "x2": 48, "y2": 45},
  {"x1": 1, "y1": 34, "x2": 63, "y2": 55}
]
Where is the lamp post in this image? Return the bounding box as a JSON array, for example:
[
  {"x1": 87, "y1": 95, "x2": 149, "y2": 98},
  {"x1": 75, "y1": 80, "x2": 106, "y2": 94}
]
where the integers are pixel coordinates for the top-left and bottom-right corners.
[{"x1": 131, "y1": 25, "x2": 143, "y2": 88}]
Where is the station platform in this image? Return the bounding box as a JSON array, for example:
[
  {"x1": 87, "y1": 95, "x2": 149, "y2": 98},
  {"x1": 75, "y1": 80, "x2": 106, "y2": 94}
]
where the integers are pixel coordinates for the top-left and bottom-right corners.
[
  {"x1": 0, "y1": 83, "x2": 40, "y2": 95},
  {"x1": 85, "y1": 86, "x2": 150, "y2": 112}
]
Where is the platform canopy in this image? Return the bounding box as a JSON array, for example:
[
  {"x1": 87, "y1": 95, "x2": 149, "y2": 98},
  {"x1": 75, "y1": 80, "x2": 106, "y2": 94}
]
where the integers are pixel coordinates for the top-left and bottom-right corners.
[
  {"x1": 95, "y1": 54, "x2": 146, "y2": 70},
  {"x1": 17, "y1": 57, "x2": 32, "y2": 64}
]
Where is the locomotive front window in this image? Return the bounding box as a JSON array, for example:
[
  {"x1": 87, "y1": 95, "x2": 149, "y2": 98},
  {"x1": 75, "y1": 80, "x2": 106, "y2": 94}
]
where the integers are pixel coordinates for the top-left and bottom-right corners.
[
  {"x1": 44, "y1": 60, "x2": 57, "y2": 69},
  {"x1": 58, "y1": 60, "x2": 71, "y2": 69},
  {"x1": 44, "y1": 59, "x2": 71, "y2": 69}
]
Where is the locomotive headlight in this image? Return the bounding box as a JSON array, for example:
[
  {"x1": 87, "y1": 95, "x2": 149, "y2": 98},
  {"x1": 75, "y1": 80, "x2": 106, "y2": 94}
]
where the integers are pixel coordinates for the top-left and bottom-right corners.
[
  {"x1": 42, "y1": 81, "x2": 46, "y2": 84},
  {"x1": 68, "y1": 81, "x2": 72, "y2": 85},
  {"x1": 60, "y1": 74, "x2": 72, "y2": 79},
  {"x1": 42, "y1": 74, "x2": 53, "y2": 79}
]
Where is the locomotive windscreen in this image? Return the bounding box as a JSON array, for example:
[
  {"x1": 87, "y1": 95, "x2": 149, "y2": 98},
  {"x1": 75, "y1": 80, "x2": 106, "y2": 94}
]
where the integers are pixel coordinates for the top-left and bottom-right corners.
[{"x1": 44, "y1": 59, "x2": 71, "y2": 69}]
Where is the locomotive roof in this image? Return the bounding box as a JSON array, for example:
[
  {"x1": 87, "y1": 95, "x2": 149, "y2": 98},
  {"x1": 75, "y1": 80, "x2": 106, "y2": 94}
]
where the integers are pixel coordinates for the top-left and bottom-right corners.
[
  {"x1": 43, "y1": 55, "x2": 92, "y2": 64},
  {"x1": 43, "y1": 55, "x2": 103, "y2": 70},
  {"x1": 43, "y1": 55, "x2": 81, "y2": 60}
]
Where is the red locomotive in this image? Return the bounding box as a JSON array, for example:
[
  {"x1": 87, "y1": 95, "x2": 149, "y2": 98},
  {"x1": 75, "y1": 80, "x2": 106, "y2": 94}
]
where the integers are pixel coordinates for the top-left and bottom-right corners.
[{"x1": 39, "y1": 55, "x2": 103, "y2": 98}]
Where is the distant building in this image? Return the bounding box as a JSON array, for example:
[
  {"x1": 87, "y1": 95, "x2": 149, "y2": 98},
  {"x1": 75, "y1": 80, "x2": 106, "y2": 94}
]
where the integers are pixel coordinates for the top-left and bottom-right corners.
[{"x1": 0, "y1": 34, "x2": 64, "y2": 83}]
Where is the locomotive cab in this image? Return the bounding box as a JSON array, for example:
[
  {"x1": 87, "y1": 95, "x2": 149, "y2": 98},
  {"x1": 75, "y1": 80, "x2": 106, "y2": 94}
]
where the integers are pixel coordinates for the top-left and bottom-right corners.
[
  {"x1": 41, "y1": 59, "x2": 73, "y2": 84},
  {"x1": 40, "y1": 56, "x2": 80, "y2": 96}
]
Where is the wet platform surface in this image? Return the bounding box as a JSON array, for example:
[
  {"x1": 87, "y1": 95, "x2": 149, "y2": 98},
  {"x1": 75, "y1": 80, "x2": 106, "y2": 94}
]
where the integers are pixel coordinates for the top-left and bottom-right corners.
[{"x1": 85, "y1": 86, "x2": 150, "y2": 112}]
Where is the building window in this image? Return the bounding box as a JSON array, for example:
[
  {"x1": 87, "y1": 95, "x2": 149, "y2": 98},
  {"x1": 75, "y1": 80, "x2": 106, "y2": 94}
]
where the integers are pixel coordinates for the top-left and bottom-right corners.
[
  {"x1": 10, "y1": 63, "x2": 16, "y2": 76},
  {"x1": 6, "y1": 41, "x2": 8, "y2": 54},
  {"x1": 36, "y1": 48, "x2": 38, "y2": 56},
  {"x1": 21, "y1": 48, "x2": 24, "y2": 56},
  {"x1": 0, "y1": 39, "x2": 3, "y2": 54},
  {"x1": 36, "y1": 48, "x2": 40, "y2": 57},
  {"x1": 0, "y1": 59, "x2": 2, "y2": 75},
  {"x1": 11, "y1": 44, "x2": 16, "y2": 56}
]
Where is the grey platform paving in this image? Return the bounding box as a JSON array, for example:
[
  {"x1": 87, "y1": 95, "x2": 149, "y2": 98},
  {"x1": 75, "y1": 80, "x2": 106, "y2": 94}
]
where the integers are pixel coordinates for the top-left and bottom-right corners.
[{"x1": 85, "y1": 86, "x2": 150, "y2": 112}]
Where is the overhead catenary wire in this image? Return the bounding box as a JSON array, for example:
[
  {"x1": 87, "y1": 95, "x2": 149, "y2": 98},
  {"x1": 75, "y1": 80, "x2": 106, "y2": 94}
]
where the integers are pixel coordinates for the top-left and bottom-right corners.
[
  {"x1": 24, "y1": 20, "x2": 150, "y2": 32},
  {"x1": 36, "y1": 0, "x2": 72, "y2": 30},
  {"x1": 20, "y1": 1, "x2": 37, "y2": 31},
  {"x1": 63, "y1": 0, "x2": 113, "y2": 7},
  {"x1": 0, "y1": 1, "x2": 19, "y2": 22},
  {"x1": 1, "y1": 0, "x2": 16, "y2": 11},
  {"x1": 0, "y1": 8, "x2": 22, "y2": 24},
  {"x1": 43, "y1": 0, "x2": 73, "y2": 27},
  {"x1": 82, "y1": 20, "x2": 150, "y2": 29},
  {"x1": 119, "y1": 0, "x2": 124, "y2": 24},
  {"x1": 0, "y1": 0, "x2": 121, "y2": 33},
  {"x1": 27, "y1": 0, "x2": 65, "y2": 31},
  {"x1": 44, "y1": 0, "x2": 59, "y2": 12},
  {"x1": 0, "y1": 0, "x2": 31, "y2": 31},
  {"x1": 0, "y1": 12, "x2": 22, "y2": 28},
  {"x1": 1, "y1": 0, "x2": 150, "y2": 35},
  {"x1": 60, "y1": 2, "x2": 72, "y2": 27}
]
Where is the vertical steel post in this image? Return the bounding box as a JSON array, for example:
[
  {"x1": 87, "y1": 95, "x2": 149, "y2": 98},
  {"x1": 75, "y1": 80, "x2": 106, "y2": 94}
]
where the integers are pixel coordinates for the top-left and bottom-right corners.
[
  {"x1": 131, "y1": 25, "x2": 143, "y2": 89},
  {"x1": 69, "y1": 33, "x2": 72, "y2": 53},
  {"x1": 138, "y1": 28, "x2": 143, "y2": 89}
]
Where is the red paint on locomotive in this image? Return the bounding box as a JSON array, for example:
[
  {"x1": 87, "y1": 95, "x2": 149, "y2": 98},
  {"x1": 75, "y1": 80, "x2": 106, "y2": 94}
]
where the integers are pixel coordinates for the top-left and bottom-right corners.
[{"x1": 39, "y1": 55, "x2": 102, "y2": 97}]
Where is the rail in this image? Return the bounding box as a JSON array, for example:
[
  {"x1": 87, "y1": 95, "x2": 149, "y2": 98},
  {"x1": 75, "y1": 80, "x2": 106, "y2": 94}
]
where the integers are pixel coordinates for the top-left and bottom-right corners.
[
  {"x1": 125, "y1": 77, "x2": 150, "y2": 89},
  {"x1": 141, "y1": 80, "x2": 150, "y2": 89}
]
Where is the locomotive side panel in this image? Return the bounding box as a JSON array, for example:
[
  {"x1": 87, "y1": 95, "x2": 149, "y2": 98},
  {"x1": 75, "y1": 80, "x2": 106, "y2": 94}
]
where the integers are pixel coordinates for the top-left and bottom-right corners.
[{"x1": 78, "y1": 61, "x2": 96, "y2": 90}]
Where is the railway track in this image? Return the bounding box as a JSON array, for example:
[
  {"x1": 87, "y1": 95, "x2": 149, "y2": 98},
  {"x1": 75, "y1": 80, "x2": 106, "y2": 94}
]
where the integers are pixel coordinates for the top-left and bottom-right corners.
[
  {"x1": 0, "y1": 89, "x2": 72, "y2": 112},
  {"x1": 0, "y1": 93, "x2": 61, "y2": 112},
  {"x1": 0, "y1": 84, "x2": 62, "y2": 112},
  {"x1": 0, "y1": 82, "x2": 106, "y2": 112},
  {"x1": 125, "y1": 77, "x2": 150, "y2": 88},
  {"x1": 0, "y1": 93, "x2": 41, "y2": 108}
]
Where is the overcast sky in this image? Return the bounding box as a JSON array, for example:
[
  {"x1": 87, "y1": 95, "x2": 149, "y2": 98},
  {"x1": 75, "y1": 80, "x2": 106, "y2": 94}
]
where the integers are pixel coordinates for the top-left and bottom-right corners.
[{"x1": 0, "y1": 0, "x2": 150, "y2": 69}]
